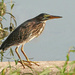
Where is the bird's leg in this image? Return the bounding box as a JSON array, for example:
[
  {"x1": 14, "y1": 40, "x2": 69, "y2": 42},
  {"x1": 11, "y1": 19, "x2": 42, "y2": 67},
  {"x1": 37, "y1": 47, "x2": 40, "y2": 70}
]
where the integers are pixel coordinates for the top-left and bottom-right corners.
[
  {"x1": 21, "y1": 44, "x2": 30, "y2": 61},
  {"x1": 15, "y1": 47, "x2": 25, "y2": 68},
  {"x1": 21, "y1": 45, "x2": 39, "y2": 66},
  {"x1": 21, "y1": 44, "x2": 32, "y2": 66},
  {"x1": 15, "y1": 46, "x2": 33, "y2": 68}
]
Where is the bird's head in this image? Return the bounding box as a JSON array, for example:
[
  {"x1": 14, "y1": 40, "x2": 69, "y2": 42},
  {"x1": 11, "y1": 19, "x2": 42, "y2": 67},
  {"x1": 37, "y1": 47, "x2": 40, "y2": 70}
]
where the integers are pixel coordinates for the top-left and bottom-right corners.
[{"x1": 36, "y1": 13, "x2": 62, "y2": 21}]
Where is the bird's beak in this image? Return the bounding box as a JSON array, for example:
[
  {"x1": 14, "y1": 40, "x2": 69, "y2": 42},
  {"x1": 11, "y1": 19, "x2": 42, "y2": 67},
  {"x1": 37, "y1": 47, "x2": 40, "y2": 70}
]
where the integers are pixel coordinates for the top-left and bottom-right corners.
[
  {"x1": 43, "y1": 14, "x2": 62, "y2": 20},
  {"x1": 49, "y1": 15, "x2": 62, "y2": 19}
]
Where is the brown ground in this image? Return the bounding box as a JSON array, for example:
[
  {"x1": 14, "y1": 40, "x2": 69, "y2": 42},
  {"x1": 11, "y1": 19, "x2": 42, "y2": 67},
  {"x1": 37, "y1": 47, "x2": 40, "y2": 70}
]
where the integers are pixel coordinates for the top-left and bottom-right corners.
[{"x1": 0, "y1": 61, "x2": 73, "y2": 75}]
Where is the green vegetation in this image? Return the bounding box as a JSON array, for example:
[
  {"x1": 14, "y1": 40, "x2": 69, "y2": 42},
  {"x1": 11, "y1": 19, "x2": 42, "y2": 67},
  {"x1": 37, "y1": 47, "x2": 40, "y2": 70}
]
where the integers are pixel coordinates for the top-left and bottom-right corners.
[
  {"x1": 0, "y1": 65, "x2": 51, "y2": 75},
  {"x1": 0, "y1": 0, "x2": 17, "y2": 40},
  {"x1": 55, "y1": 47, "x2": 75, "y2": 75},
  {"x1": 0, "y1": 0, "x2": 17, "y2": 63}
]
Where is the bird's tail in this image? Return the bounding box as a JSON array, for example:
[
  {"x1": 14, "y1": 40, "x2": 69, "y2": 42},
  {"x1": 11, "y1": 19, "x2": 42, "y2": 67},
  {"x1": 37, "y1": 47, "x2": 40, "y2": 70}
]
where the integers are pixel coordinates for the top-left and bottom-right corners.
[
  {"x1": 0, "y1": 46, "x2": 1, "y2": 50},
  {"x1": 0, "y1": 45, "x2": 4, "y2": 51},
  {"x1": 0, "y1": 46, "x2": 2, "y2": 51}
]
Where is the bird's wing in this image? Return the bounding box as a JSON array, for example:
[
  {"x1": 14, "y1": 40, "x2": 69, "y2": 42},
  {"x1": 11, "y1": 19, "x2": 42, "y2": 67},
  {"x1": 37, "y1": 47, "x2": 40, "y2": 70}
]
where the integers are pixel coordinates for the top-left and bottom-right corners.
[
  {"x1": 0, "y1": 21, "x2": 44, "y2": 50},
  {"x1": 0, "y1": 21, "x2": 36, "y2": 50}
]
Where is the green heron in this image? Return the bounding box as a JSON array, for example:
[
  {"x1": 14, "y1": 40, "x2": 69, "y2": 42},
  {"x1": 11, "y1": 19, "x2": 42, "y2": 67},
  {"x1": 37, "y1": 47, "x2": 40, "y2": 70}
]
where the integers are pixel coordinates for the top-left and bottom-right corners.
[{"x1": 0, "y1": 13, "x2": 62, "y2": 68}]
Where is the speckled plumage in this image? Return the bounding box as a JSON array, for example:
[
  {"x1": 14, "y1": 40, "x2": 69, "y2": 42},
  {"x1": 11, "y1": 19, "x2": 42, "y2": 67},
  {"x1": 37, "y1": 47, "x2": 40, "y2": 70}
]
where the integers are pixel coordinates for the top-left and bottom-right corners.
[{"x1": 0, "y1": 17, "x2": 46, "y2": 50}]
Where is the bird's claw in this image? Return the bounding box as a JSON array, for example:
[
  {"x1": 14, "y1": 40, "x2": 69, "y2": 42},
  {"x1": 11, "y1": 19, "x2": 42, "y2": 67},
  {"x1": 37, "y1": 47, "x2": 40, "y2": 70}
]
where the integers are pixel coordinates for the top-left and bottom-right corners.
[
  {"x1": 23, "y1": 60, "x2": 39, "y2": 66},
  {"x1": 18, "y1": 60, "x2": 39, "y2": 68}
]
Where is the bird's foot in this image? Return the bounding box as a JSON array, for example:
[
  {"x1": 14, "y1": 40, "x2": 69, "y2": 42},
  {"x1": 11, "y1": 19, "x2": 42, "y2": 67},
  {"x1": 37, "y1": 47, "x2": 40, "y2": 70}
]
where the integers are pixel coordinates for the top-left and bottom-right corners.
[
  {"x1": 23, "y1": 60, "x2": 39, "y2": 66},
  {"x1": 18, "y1": 60, "x2": 39, "y2": 68}
]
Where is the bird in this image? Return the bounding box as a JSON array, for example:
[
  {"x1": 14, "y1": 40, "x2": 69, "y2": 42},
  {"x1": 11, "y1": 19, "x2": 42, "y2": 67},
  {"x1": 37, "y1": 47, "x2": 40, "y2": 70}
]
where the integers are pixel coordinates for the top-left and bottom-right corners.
[{"x1": 0, "y1": 13, "x2": 62, "y2": 68}]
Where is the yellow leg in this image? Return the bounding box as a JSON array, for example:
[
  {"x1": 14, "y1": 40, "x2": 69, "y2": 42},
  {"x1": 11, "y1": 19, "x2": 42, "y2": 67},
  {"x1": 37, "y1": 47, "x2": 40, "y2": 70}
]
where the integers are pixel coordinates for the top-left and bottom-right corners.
[
  {"x1": 21, "y1": 44, "x2": 29, "y2": 61},
  {"x1": 15, "y1": 47, "x2": 25, "y2": 68},
  {"x1": 21, "y1": 45, "x2": 39, "y2": 66}
]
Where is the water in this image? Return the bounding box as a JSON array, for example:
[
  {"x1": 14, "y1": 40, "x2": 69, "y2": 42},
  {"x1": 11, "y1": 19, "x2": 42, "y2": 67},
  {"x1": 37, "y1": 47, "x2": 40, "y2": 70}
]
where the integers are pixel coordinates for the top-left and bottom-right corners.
[{"x1": 2, "y1": 0, "x2": 75, "y2": 61}]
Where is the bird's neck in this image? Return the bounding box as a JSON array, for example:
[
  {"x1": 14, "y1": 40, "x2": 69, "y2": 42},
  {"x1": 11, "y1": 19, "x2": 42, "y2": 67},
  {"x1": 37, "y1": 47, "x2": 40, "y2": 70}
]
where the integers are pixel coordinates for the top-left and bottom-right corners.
[{"x1": 41, "y1": 21, "x2": 46, "y2": 23}]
